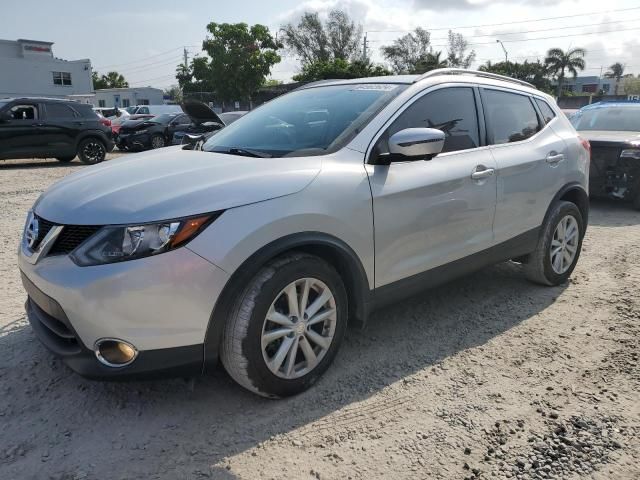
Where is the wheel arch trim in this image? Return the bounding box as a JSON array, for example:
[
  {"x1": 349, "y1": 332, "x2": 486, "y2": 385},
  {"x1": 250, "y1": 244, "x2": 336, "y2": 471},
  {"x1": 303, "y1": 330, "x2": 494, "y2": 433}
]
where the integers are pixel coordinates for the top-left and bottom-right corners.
[{"x1": 545, "y1": 182, "x2": 589, "y2": 234}]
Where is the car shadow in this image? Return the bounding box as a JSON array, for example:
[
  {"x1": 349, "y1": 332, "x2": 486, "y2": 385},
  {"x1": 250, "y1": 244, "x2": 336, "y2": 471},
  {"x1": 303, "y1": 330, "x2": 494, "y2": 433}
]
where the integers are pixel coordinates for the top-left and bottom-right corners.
[{"x1": 0, "y1": 261, "x2": 567, "y2": 478}]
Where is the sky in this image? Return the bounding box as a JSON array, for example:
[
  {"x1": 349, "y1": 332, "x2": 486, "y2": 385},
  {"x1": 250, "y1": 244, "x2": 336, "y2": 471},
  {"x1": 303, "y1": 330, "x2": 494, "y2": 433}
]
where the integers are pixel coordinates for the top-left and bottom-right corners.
[{"x1": 5, "y1": 0, "x2": 640, "y2": 89}]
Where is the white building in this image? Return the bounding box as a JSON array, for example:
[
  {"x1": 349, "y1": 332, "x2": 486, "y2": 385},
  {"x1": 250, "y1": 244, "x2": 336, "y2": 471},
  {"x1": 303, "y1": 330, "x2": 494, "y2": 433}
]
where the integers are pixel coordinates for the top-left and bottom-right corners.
[
  {"x1": 92, "y1": 87, "x2": 165, "y2": 108},
  {"x1": 0, "y1": 38, "x2": 92, "y2": 99}
]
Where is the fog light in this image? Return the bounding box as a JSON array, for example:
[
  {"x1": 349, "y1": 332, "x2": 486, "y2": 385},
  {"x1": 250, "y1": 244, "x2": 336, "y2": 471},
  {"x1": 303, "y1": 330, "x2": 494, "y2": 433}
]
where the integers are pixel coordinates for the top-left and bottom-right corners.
[{"x1": 95, "y1": 339, "x2": 138, "y2": 367}]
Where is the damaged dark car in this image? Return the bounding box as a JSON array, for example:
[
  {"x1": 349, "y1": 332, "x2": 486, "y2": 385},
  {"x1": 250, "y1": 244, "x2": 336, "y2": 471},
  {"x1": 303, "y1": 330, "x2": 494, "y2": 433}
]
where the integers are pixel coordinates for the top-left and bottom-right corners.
[
  {"x1": 171, "y1": 100, "x2": 225, "y2": 147},
  {"x1": 572, "y1": 102, "x2": 640, "y2": 210}
]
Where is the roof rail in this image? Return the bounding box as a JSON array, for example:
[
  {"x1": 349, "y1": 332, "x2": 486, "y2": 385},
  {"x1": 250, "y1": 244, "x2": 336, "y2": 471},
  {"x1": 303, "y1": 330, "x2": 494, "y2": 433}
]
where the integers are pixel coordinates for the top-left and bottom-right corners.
[{"x1": 414, "y1": 68, "x2": 535, "y2": 89}]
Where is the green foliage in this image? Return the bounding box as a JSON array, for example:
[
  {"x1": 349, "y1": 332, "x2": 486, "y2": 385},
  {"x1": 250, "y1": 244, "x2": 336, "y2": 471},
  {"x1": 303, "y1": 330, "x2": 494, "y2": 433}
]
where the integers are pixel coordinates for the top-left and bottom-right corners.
[
  {"x1": 177, "y1": 22, "x2": 281, "y2": 101},
  {"x1": 544, "y1": 47, "x2": 586, "y2": 97},
  {"x1": 381, "y1": 28, "x2": 432, "y2": 74},
  {"x1": 623, "y1": 76, "x2": 640, "y2": 95},
  {"x1": 446, "y1": 31, "x2": 475, "y2": 69},
  {"x1": 163, "y1": 85, "x2": 183, "y2": 103},
  {"x1": 479, "y1": 60, "x2": 552, "y2": 92},
  {"x1": 292, "y1": 58, "x2": 391, "y2": 82},
  {"x1": 92, "y1": 71, "x2": 129, "y2": 89},
  {"x1": 263, "y1": 79, "x2": 283, "y2": 87},
  {"x1": 280, "y1": 10, "x2": 362, "y2": 65},
  {"x1": 605, "y1": 62, "x2": 625, "y2": 95}
]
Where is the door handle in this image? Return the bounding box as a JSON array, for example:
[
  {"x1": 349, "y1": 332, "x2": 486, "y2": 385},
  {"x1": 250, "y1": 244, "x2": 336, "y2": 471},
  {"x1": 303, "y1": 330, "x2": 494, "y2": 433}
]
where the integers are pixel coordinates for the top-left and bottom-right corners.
[
  {"x1": 546, "y1": 152, "x2": 564, "y2": 164},
  {"x1": 471, "y1": 166, "x2": 495, "y2": 180}
]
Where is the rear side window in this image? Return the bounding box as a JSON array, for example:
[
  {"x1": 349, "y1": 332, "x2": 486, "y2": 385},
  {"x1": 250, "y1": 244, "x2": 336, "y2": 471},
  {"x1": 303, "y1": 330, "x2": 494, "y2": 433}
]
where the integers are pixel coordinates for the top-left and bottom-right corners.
[
  {"x1": 46, "y1": 103, "x2": 77, "y2": 119},
  {"x1": 483, "y1": 89, "x2": 541, "y2": 145},
  {"x1": 534, "y1": 98, "x2": 556, "y2": 124},
  {"x1": 383, "y1": 87, "x2": 480, "y2": 153}
]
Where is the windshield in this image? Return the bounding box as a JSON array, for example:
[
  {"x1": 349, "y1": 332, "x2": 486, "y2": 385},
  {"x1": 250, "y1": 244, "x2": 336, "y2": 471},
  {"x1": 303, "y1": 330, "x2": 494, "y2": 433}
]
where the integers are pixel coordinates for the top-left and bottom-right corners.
[
  {"x1": 203, "y1": 83, "x2": 407, "y2": 158},
  {"x1": 148, "y1": 113, "x2": 176, "y2": 125},
  {"x1": 571, "y1": 105, "x2": 640, "y2": 132}
]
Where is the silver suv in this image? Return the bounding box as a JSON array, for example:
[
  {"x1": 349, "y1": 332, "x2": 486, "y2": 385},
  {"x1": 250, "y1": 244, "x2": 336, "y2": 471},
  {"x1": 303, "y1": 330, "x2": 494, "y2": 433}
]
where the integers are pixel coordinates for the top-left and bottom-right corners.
[{"x1": 19, "y1": 69, "x2": 590, "y2": 397}]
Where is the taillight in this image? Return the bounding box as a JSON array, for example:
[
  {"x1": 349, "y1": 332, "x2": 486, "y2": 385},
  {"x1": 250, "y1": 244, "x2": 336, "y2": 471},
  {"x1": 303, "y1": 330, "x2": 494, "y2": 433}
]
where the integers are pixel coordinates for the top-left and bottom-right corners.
[
  {"x1": 100, "y1": 118, "x2": 112, "y2": 127},
  {"x1": 578, "y1": 136, "x2": 591, "y2": 157}
]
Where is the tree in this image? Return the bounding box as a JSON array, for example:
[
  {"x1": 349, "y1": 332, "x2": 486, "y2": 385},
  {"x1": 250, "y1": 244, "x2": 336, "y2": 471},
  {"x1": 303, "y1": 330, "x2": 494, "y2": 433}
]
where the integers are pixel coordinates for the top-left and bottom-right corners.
[
  {"x1": 623, "y1": 75, "x2": 640, "y2": 95},
  {"x1": 280, "y1": 10, "x2": 362, "y2": 65},
  {"x1": 544, "y1": 47, "x2": 586, "y2": 97},
  {"x1": 163, "y1": 85, "x2": 183, "y2": 103},
  {"x1": 446, "y1": 31, "x2": 475, "y2": 69},
  {"x1": 479, "y1": 60, "x2": 552, "y2": 92},
  {"x1": 292, "y1": 58, "x2": 391, "y2": 82},
  {"x1": 381, "y1": 27, "x2": 432, "y2": 74},
  {"x1": 177, "y1": 22, "x2": 281, "y2": 104},
  {"x1": 263, "y1": 79, "x2": 283, "y2": 87},
  {"x1": 92, "y1": 71, "x2": 129, "y2": 89},
  {"x1": 413, "y1": 51, "x2": 448, "y2": 74},
  {"x1": 604, "y1": 62, "x2": 625, "y2": 95}
]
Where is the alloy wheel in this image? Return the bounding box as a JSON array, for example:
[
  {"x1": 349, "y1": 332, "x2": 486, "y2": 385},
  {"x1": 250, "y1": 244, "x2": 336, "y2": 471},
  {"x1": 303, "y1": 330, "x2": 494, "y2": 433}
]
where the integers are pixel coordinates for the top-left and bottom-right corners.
[
  {"x1": 261, "y1": 277, "x2": 337, "y2": 379},
  {"x1": 550, "y1": 215, "x2": 579, "y2": 274},
  {"x1": 151, "y1": 136, "x2": 165, "y2": 149},
  {"x1": 83, "y1": 142, "x2": 105, "y2": 163}
]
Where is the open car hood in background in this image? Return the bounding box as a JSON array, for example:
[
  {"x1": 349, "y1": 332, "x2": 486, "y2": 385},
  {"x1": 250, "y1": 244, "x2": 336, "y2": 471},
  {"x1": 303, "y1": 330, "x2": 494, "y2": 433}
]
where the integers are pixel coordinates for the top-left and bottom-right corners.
[{"x1": 181, "y1": 99, "x2": 223, "y2": 125}]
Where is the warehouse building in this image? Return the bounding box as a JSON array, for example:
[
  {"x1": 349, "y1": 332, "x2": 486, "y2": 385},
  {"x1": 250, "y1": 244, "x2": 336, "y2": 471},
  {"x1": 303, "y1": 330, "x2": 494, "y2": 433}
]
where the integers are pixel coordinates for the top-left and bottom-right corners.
[{"x1": 0, "y1": 38, "x2": 92, "y2": 98}]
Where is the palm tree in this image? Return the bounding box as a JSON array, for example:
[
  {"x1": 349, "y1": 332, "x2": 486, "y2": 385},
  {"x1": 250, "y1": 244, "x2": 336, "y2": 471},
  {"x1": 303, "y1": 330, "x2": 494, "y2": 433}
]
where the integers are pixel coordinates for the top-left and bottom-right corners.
[
  {"x1": 544, "y1": 47, "x2": 586, "y2": 97},
  {"x1": 412, "y1": 51, "x2": 448, "y2": 74},
  {"x1": 604, "y1": 62, "x2": 625, "y2": 95}
]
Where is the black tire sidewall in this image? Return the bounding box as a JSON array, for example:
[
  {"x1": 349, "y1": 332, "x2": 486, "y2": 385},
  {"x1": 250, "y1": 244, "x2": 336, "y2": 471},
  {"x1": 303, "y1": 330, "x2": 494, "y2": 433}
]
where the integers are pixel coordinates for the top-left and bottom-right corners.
[
  {"x1": 241, "y1": 257, "x2": 348, "y2": 397},
  {"x1": 78, "y1": 138, "x2": 106, "y2": 164},
  {"x1": 540, "y1": 202, "x2": 584, "y2": 284}
]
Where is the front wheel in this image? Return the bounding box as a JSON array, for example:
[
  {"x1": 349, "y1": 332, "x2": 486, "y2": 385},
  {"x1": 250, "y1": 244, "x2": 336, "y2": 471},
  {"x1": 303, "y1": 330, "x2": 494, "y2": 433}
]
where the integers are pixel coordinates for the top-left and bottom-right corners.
[
  {"x1": 221, "y1": 253, "x2": 347, "y2": 398},
  {"x1": 150, "y1": 134, "x2": 165, "y2": 149},
  {"x1": 524, "y1": 201, "x2": 584, "y2": 286},
  {"x1": 77, "y1": 138, "x2": 106, "y2": 164}
]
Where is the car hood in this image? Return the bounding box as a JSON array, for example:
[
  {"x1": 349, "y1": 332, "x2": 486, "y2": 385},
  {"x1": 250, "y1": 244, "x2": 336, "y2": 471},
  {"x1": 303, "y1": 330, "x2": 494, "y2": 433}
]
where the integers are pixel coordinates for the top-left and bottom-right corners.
[
  {"x1": 181, "y1": 99, "x2": 223, "y2": 125},
  {"x1": 579, "y1": 130, "x2": 640, "y2": 144},
  {"x1": 34, "y1": 147, "x2": 321, "y2": 225}
]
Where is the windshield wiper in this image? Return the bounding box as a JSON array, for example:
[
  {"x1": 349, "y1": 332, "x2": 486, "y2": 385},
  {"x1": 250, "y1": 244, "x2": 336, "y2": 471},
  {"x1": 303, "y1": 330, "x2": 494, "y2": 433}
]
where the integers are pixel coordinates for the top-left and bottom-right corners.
[{"x1": 226, "y1": 147, "x2": 272, "y2": 158}]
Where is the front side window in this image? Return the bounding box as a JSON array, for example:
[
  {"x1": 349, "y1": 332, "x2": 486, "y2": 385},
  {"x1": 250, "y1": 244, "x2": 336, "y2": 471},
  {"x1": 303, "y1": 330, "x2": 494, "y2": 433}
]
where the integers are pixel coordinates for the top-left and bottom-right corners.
[
  {"x1": 9, "y1": 104, "x2": 38, "y2": 120},
  {"x1": 534, "y1": 98, "x2": 556, "y2": 124},
  {"x1": 203, "y1": 83, "x2": 407, "y2": 158},
  {"x1": 484, "y1": 89, "x2": 541, "y2": 145},
  {"x1": 46, "y1": 103, "x2": 76, "y2": 119},
  {"x1": 52, "y1": 71, "x2": 72, "y2": 86},
  {"x1": 377, "y1": 87, "x2": 480, "y2": 155}
]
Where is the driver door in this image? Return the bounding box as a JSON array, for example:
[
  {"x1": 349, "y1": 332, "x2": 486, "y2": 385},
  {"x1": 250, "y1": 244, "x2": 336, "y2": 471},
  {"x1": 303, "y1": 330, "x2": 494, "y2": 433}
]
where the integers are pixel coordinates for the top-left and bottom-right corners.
[
  {"x1": 366, "y1": 86, "x2": 498, "y2": 288},
  {"x1": 0, "y1": 102, "x2": 44, "y2": 159}
]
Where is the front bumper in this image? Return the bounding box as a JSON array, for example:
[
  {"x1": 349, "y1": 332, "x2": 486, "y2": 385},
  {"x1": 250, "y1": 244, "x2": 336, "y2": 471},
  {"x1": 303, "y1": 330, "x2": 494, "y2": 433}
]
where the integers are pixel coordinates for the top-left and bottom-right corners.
[
  {"x1": 116, "y1": 132, "x2": 150, "y2": 150},
  {"x1": 19, "y1": 245, "x2": 230, "y2": 378}
]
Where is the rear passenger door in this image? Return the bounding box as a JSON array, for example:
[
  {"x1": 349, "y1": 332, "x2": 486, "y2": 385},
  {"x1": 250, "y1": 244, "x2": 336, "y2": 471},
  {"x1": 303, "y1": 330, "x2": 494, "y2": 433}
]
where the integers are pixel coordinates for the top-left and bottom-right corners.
[
  {"x1": 368, "y1": 86, "x2": 498, "y2": 288},
  {"x1": 40, "y1": 102, "x2": 81, "y2": 156},
  {"x1": 481, "y1": 88, "x2": 567, "y2": 244}
]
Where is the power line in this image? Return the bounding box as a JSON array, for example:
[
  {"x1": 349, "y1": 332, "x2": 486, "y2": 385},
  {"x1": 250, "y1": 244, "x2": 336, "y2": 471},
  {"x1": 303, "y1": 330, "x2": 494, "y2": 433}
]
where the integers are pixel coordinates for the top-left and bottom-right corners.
[
  {"x1": 114, "y1": 56, "x2": 184, "y2": 75},
  {"x1": 94, "y1": 45, "x2": 199, "y2": 70},
  {"x1": 365, "y1": 6, "x2": 640, "y2": 33}
]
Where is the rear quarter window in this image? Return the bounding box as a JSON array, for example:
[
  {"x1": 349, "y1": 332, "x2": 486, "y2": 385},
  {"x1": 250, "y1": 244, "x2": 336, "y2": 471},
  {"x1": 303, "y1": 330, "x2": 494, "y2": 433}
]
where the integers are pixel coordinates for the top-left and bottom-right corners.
[{"x1": 534, "y1": 98, "x2": 556, "y2": 124}]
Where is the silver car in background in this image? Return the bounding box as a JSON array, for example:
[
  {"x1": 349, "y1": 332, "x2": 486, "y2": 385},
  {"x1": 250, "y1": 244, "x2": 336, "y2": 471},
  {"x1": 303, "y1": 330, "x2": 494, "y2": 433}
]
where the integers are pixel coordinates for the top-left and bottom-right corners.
[{"x1": 19, "y1": 69, "x2": 590, "y2": 397}]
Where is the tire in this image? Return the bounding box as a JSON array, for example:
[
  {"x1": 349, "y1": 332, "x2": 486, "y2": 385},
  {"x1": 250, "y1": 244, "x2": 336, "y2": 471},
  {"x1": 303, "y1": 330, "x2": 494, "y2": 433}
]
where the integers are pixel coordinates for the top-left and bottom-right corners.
[
  {"x1": 77, "y1": 138, "x2": 106, "y2": 165},
  {"x1": 56, "y1": 156, "x2": 75, "y2": 163},
  {"x1": 221, "y1": 253, "x2": 348, "y2": 398},
  {"x1": 150, "y1": 134, "x2": 165, "y2": 149},
  {"x1": 524, "y1": 201, "x2": 584, "y2": 286}
]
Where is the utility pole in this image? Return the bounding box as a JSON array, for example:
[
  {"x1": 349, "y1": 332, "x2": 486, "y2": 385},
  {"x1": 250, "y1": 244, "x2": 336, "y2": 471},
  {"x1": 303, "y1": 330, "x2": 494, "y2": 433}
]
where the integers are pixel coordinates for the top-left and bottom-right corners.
[
  {"x1": 183, "y1": 47, "x2": 189, "y2": 68},
  {"x1": 496, "y1": 39, "x2": 508, "y2": 63},
  {"x1": 362, "y1": 33, "x2": 368, "y2": 61}
]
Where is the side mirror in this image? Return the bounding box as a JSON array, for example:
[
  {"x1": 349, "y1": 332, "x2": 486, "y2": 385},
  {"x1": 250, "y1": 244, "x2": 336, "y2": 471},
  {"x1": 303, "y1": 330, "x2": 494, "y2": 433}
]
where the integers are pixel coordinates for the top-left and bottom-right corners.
[{"x1": 387, "y1": 128, "x2": 445, "y2": 161}]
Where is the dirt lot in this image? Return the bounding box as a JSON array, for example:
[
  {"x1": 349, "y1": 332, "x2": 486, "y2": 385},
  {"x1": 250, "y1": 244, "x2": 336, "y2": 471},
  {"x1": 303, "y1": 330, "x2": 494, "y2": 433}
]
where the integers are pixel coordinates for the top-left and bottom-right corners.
[{"x1": 0, "y1": 156, "x2": 638, "y2": 480}]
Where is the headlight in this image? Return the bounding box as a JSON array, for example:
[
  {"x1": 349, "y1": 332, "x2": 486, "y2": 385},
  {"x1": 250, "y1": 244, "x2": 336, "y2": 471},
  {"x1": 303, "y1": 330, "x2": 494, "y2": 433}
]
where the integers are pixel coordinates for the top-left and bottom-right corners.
[
  {"x1": 70, "y1": 213, "x2": 219, "y2": 266},
  {"x1": 620, "y1": 149, "x2": 640, "y2": 159}
]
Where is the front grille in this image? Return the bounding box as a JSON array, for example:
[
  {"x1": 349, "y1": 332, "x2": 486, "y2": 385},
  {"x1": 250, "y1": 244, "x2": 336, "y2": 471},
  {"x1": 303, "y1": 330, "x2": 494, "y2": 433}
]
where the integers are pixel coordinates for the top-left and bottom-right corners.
[
  {"x1": 34, "y1": 215, "x2": 101, "y2": 256},
  {"x1": 49, "y1": 225, "x2": 101, "y2": 255}
]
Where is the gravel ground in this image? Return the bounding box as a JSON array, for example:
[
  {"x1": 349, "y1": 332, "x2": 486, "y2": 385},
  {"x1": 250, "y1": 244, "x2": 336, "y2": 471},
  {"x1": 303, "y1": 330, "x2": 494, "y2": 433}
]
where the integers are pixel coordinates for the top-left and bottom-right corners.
[{"x1": 0, "y1": 155, "x2": 639, "y2": 480}]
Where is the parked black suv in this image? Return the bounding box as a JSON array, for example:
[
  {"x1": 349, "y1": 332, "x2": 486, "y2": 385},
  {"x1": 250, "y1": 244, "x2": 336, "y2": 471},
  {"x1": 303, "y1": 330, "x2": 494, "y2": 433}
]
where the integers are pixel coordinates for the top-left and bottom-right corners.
[{"x1": 0, "y1": 97, "x2": 114, "y2": 164}]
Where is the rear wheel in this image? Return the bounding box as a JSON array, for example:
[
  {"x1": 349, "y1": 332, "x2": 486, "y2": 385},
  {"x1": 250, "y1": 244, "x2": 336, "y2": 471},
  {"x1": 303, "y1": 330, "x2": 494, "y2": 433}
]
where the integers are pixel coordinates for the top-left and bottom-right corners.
[
  {"x1": 56, "y1": 156, "x2": 75, "y2": 163},
  {"x1": 77, "y1": 138, "x2": 106, "y2": 164},
  {"x1": 221, "y1": 253, "x2": 347, "y2": 398},
  {"x1": 524, "y1": 201, "x2": 584, "y2": 286},
  {"x1": 150, "y1": 134, "x2": 165, "y2": 149}
]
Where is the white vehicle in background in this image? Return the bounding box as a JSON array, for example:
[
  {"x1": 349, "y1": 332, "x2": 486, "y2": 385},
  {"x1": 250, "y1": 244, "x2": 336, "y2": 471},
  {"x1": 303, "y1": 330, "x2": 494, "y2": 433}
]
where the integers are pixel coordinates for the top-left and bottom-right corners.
[
  {"x1": 93, "y1": 107, "x2": 129, "y2": 120},
  {"x1": 124, "y1": 105, "x2": 182, "y2": 115}
]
